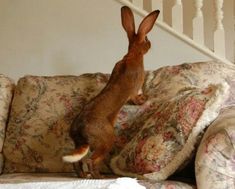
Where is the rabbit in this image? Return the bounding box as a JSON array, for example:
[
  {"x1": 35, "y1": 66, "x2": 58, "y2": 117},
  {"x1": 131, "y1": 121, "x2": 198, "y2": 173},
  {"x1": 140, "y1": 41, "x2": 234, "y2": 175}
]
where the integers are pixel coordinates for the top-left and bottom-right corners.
[{"x1": 62, "y1": 6, "x2": 160, "y2": 179}]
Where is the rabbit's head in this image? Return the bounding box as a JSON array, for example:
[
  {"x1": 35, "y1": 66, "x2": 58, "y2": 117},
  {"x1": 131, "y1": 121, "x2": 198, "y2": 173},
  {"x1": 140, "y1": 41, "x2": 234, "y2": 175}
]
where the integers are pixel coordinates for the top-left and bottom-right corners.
[{"x1": 121, "y1": 6, "x2": 160, "y2": 55}]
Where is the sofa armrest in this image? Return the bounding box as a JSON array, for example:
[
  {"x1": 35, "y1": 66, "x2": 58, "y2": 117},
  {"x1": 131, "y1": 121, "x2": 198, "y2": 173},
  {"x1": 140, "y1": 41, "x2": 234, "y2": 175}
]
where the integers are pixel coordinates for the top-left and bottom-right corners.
[
  {"x1": 0, "y1": 75, "x2": 14, "y2": 174},
  {"x1": 195, "y1": 106, "x2": 235, "y2": 189}
]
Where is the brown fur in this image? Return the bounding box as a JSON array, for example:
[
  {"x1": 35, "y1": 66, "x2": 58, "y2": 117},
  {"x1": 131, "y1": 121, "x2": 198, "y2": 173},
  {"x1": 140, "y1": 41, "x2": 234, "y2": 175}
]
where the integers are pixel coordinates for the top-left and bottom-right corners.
[{"x1": 64, "y1": 6, "x2": 160, "y2": 178}]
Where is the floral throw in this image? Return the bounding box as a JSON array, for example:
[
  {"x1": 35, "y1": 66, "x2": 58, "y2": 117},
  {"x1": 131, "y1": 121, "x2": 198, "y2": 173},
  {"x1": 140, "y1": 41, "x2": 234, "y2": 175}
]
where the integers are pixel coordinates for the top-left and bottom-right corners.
[
  {"x1": 0, "y1": 74, "x2": 14, "y2": 173},
  {"x1": 111, "y1": 83, "x2": 229, "y2": 181},
  {"x1": 0, "y1": 173, "x2": 195, "y2": 189}
]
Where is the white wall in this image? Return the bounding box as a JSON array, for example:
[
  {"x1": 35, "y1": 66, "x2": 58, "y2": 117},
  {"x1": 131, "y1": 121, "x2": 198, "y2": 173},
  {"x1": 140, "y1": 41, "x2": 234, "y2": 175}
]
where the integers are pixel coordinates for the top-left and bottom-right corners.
[{"x1": 0, "y1": 0, "x2": 211, "y2": 81}]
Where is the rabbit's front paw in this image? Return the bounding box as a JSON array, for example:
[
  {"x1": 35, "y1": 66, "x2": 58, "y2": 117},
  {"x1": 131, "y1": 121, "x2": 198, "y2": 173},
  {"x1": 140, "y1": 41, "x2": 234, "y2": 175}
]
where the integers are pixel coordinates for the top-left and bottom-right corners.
[{"x1": 130, "y1": 94, "x2": 147, "y2": 105}]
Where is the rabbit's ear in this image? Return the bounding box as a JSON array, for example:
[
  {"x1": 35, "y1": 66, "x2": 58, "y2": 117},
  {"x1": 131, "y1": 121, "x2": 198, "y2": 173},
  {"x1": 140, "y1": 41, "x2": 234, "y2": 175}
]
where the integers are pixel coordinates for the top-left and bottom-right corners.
[
  {"x1": 137, "y1": 10, "x2": 160, "y2": 42},
  {"x1": 121, "y1": 6, "x2": 135, "y2": 41}
]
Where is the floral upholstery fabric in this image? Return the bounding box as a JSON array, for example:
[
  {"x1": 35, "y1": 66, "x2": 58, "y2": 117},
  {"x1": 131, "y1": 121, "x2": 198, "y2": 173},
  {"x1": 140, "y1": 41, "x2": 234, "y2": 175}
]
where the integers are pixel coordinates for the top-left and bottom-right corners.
[
  {"x1": 0, "y1": 75, "x2": 14, "y2": 173},
  {"x1": 144, "y1": 61, "x2": 235, "y2": 107},
  {"x1": 195, "y1": 106, "x2": 235, "y2": 189},
  {"x1": 3, "y1": 74, "x2": 110, "y2": 173},
  {"x1": 113, "y1": 61, "x2": 235, "y2": 181},
  {"x1": 2, "y1": 61, "x2": 235, "y2": 181},
  {"x1": 111, "y1": 83, "x2": 229, "y2": 181},
  {"x1": 0, "y1": 75, "x2": 14, "y2": 151},
  {"x1": 114, "y1": 61, "x2": 235, "y2": 152}
]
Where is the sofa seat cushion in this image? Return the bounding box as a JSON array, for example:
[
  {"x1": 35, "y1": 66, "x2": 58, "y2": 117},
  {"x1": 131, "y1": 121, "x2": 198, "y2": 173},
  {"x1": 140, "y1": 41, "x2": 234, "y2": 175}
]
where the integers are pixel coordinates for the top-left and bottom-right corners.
[
  {"x1": 195, "y1": 106, "x2": 235, "y2": 189},
  {"x1": 0, "y1": 74, "x2": 14, "y2": 174}
]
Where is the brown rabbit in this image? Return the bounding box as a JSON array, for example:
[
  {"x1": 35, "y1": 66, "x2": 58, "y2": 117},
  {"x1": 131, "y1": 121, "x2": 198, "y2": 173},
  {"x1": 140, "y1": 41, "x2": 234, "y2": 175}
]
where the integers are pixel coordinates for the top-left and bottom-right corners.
[{"x1": 63, "y1": 6, "x2": 160, "y2": 178}]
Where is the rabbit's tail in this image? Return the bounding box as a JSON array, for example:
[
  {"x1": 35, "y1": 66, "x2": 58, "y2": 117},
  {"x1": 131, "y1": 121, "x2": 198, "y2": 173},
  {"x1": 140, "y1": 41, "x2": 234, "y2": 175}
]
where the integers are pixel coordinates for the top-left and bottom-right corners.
[{"x1": 62, "y1": 144, "x2": 90, "y2": 163}]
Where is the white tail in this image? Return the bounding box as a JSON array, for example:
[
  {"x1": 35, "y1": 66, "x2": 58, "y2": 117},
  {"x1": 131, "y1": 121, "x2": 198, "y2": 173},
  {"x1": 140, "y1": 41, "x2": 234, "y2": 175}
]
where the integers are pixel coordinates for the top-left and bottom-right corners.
[
  {"x1": 62, "y1": 146, "x2": 90, "y2": 163},
  {"x1": 115, "y1": 0, "x2": 234, "y2": 65}
]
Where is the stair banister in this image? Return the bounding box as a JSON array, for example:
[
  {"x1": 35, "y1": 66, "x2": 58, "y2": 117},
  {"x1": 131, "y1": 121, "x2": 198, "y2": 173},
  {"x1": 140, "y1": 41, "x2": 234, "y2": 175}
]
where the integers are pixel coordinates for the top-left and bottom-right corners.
[
  {"x1": 116, "y1": 0, "x2": 233, "y2": 66},
  {"x1": 214, "y1": 0, "x2": 226, "y2": 57},
  {"x1": 193, "y1": 0, "x2": 204, "y2": 45},
  {"x1": 172, "y1": 0, "x2": 183, "y2": 33}
]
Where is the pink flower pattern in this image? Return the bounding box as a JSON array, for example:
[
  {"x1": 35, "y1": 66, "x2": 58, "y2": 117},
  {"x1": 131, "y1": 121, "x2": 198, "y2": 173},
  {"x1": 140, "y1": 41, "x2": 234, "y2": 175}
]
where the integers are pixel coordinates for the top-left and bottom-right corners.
[{"x1": 112, "y1": 85, "x2": 218, "y2": 176}]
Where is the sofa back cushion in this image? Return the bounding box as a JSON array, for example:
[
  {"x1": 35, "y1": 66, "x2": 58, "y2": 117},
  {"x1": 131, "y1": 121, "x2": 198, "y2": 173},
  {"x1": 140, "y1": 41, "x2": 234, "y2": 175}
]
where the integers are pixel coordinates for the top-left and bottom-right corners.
[
  {"x1": 0, "y1": 74, "x2": 14, "y2": 173},
  {"x1": 3, "y1": 74, "x2": 109, "y2": 173}
]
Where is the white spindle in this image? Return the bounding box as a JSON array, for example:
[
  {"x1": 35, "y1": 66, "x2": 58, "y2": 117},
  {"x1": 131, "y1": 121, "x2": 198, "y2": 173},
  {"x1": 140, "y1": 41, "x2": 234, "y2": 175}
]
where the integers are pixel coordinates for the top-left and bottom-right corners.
[
  {"x1": 172, "y1": 0, "x2": 183, "y2": 33},
  {"x1": 192, "y1": 0, "x2": 204, "y2": 44},
  {"x1": 151, "y1": 0, "x2": 163, "y2": 21},
  {"x1": 214, "y1": 0, "x2": 225, "y2": 57},
  {"x1": 132, "y1": 0, "x2": 144, "y2": 8}
]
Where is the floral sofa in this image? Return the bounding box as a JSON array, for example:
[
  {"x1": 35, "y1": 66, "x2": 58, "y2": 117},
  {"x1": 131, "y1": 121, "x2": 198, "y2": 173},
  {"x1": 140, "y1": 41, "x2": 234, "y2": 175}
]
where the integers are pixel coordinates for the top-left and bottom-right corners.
[{"x1": 0, "y1": 61, "x2": 235, "y2": 189}]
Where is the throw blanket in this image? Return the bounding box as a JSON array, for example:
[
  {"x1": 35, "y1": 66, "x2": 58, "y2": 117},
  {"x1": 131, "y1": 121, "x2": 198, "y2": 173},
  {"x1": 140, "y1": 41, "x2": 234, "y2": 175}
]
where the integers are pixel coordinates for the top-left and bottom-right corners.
[{"x1": 0, "y1": 177, "x2": 145, "y2": 189}]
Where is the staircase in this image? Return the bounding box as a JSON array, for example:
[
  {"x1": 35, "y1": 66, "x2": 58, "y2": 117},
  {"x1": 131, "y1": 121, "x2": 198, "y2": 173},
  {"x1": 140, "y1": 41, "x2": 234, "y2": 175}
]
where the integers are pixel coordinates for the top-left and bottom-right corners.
[{"x1": 116, "y1": 0, "x2": 234, "y2": 65}]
